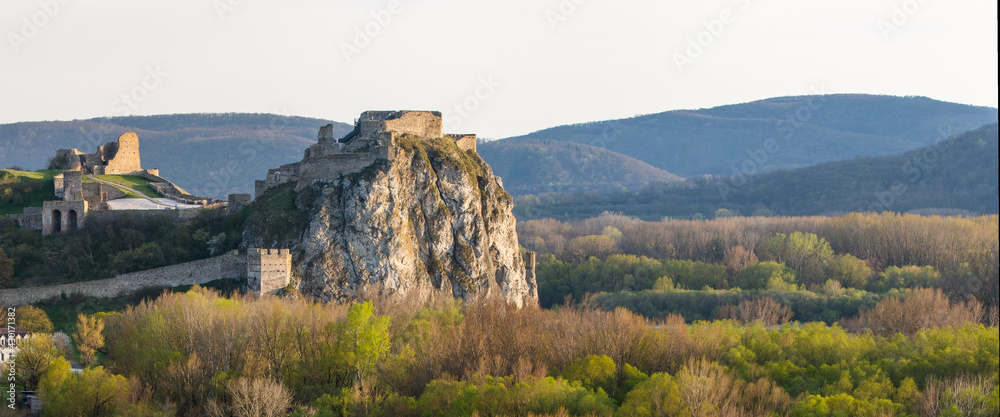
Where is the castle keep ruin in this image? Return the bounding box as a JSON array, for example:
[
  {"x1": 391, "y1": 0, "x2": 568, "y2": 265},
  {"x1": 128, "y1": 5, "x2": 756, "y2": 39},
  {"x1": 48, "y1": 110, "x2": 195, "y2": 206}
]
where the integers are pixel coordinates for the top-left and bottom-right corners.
[
  {"x1": 52, "y1": 132, "x2": 144, "y2": 175},
  {"x1": 256, "y1": 111, "x2": 477, "y2": 198}
]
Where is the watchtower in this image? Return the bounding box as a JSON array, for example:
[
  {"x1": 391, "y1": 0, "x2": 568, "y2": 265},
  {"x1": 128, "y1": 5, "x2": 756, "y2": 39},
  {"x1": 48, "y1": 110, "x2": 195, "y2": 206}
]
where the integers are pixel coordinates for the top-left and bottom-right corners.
[{"x1": 247, "y1": 248, "x2": 292, "y2": 295}]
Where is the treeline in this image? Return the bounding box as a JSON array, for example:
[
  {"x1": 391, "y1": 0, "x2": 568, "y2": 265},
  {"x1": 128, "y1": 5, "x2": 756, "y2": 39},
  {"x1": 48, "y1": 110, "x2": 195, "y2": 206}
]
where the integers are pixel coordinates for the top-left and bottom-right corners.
[
  {"x1": 0, "y1": 209, "x2": 245, "y2": 287},
  {"x1": 6, "y1": 288, "x2": 997, "y2": 417},
  {"x1": 520, "y1": 213, "x2": 999, "y2": 308}
]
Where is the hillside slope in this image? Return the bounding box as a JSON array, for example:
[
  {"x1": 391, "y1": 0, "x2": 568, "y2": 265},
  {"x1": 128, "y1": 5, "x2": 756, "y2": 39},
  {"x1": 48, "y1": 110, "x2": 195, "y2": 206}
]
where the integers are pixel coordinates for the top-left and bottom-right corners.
[
  {"x1": 478, "y1": 138, "x2": 684, "y2": 195},
  {"x1": 515, "y1": 124, "x2": 999, "y2": 219},
  {"x1": 0, "y1": 113, "x2": 352, "y2": 198},
  {"x1": 507, "y1": 94, "x2": 997, "y2": 177}
]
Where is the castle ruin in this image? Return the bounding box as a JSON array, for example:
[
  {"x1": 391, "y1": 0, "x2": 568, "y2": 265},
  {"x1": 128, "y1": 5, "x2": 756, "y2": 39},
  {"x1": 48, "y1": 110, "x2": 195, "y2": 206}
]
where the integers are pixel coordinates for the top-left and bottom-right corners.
[
  {"x1": 256, "y1": 111, "x2": 477, "y2": 198},
  {"x1": 52, "y1": 132, "x2": 144, "y2": 175},
  {"x1": 12, "y1": 132, "x2": 226, "y2": 235}
]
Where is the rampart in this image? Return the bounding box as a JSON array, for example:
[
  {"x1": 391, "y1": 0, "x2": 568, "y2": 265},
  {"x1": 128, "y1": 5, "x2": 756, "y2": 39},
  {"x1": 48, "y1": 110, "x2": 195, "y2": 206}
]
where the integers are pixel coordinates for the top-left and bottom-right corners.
[
  {"x1": 0, "y1": 250, "x2": 247, "y2": 307},
  {"x1": 88, "y1": 207, "x2": 208, "y2": 222}
]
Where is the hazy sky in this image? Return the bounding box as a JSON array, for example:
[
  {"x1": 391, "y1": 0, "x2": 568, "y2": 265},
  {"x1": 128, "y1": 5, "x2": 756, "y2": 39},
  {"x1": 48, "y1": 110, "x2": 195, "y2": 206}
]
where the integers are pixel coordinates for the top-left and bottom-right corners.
[{"x1": 1, "y1": 0, "x2": 997, "y2": 138}]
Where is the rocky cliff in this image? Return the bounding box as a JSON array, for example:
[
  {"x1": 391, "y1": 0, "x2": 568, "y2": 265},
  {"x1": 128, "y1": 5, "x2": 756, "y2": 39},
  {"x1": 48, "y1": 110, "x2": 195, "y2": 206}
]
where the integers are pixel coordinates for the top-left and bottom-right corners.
[{"x1": 244, "y1": 135, "x2": 536, "y2": 306}]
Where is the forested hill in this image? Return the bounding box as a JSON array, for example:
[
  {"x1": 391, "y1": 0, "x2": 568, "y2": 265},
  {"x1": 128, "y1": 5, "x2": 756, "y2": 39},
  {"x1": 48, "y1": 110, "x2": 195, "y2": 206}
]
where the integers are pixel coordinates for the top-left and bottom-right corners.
[
  {"x1": 515, "y1": 123, "x2": 1000, "y2": 219},
  {"x1": 0, "y1": 113, "x2": 352, "y2": 198},
  {"x1": 478, "y1": 138, "x2": 684, "y2": 195},
  {"x1": 504, "y1": 94, "x2": 998, "y2": 177}
]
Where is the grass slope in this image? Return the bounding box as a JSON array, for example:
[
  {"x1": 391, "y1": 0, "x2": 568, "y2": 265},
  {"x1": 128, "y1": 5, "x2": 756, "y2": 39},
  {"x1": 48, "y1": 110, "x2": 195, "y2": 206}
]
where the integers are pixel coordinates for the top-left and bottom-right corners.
[
  {"x1": 85, "y1": 174, "x2": 161, "y2": 198},
  {"x1": 0, "y1": 169, "x2": 58, "y2": 215}
]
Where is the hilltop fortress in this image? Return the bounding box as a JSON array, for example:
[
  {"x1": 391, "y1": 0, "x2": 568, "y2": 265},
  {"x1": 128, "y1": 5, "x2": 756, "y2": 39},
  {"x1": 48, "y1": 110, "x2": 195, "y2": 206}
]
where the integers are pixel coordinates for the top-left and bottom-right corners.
[{"x1": 256, "y1": 111, "x2": 477, "y2": 198}]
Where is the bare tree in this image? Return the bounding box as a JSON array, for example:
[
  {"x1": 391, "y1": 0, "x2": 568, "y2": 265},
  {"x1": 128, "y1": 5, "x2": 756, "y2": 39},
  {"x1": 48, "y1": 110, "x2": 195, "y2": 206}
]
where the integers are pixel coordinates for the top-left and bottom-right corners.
[{"x1": 206, "y1": 377, "x2": 291, "y2": 417}]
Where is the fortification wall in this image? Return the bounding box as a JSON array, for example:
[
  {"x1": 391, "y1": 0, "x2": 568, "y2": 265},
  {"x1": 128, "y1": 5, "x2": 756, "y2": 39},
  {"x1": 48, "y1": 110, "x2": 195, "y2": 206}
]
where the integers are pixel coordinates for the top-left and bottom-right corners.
[
  {"x1": 63, "y1": 171, "x2": 83, "y2": 201},
  {"x1": 9, "y1": 207, "x2": 42, "y2": 231},
  {"x1": 89, "y1": 207, "x2": 205, "y2": 222},
  {"x1": 103, "y1": 133, "x2": 142, "y2": 174},
  {"x1": 247, "y1": 249, "x2": 291, "y2": 295},
  {"x1": 385, "y1": 111, "x2": 443, "y2": 138},
  {"x1": 227, "y1": 194, "x2": 251, "y2": 212},
  {"x1": 296, "y1": 152, "x2": 382, "y2": 187},
  {"x1": 0, "y1": 251, "x2": 247, "y2": 307},
  {"x1": 356, "y1": 111, "x2": 443, "y2": 139},
  {"x1": 448, "y1": 134, "x2": 478, "y2": 152},
  {"x1": 42, "y1": 200, "x2": 87, "y2": 235},
  {"x1": 149, "y1": 181, "x2": 224, "y2": 205},
  {"x1": 54, "y1": 173, "x2": 64, "y2": 198}
]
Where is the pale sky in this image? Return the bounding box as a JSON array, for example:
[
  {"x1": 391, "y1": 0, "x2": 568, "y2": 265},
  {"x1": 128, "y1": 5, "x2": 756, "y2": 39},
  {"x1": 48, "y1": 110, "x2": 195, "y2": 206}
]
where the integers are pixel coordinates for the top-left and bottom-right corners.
[{"x1": 1, "y1": 0, "x2": 997, "y2": 138}]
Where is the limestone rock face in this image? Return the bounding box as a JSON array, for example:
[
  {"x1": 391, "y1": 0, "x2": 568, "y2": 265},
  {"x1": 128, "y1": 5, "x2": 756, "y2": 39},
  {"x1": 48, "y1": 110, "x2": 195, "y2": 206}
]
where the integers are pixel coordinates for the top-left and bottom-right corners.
[{"x1": 246, "y1": 137, "x2": 537, "y2": 306}]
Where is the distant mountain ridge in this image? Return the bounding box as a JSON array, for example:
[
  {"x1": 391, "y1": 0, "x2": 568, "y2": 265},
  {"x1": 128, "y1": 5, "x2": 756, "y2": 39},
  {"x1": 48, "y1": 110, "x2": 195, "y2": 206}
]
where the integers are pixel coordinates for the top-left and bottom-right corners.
[
  {"x1": 502, "y1": 94, "x2": 997, "y2": 177},
  {"x1": 0, "y1": 113, "x2": 352, "y2": 198},
  {"x1": 478, "y1": 138, "x2": 684, "y2": 195},
  {"x1": 513, "y1": 123, "x2": 999, "y2": 220}
]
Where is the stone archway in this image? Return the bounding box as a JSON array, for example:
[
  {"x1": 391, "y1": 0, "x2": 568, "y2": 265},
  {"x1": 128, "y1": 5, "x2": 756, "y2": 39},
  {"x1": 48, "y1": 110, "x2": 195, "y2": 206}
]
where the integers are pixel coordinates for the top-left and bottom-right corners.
[
  {"x1": 67, "y1": 210, "x2": 78, "y2": 232},
  {"x1": 52, "y1": 209, "x2": 62, "y2": 233}
]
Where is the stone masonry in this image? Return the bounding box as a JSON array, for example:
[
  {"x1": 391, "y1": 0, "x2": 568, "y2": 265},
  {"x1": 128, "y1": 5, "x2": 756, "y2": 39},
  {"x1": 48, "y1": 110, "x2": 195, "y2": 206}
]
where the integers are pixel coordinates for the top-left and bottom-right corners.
[
  {"x1": 53, "y1": 132, "x2": 143, "y2": 175},
  {"x1": 255, "y1": 111, "x2": 479, "y2": 198},
  {"x1": 247, "y1": 249, "x2": 292, "y2": 295},
  {"x1": 41, "y1": 200, "x2": 87, "y2": 235},
  {"x1": 0, "y1": 248, "x2": 291, "y2": 307}
]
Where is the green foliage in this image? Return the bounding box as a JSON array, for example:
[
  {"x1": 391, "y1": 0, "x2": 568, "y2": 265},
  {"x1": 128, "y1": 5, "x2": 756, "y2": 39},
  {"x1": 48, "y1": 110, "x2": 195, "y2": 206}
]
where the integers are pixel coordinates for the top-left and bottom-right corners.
[
  {"x1": 825, "y1": 254, "x2": 872, "y2": 289},
  {"x1": 616, "y1": 372, "x2": 689, "y2": 417},
  {"x1": 0, "y1": 247, "x2": 12, "y2": 288},
  {"x1": 0, "y1": 207, "x2": 243, "y2": 286},
  {"x1": 415, "y1": 376, "x2": 616, "y2": 417},
  {"x1": 42, "y1": 366, "x2": 131, "y2": 417},
  {"x1": 735, "y1": 261, "x2": 796, "y2": 291},
  {"x1": 0, "y1": 169, "x2": 57, "y2": 215},
  {"x1": 12, "y1": 305, "x2": 53, "y2": 333},
  {"x1": 536, "y1": 255, "x2": 727, "y2": 307},
  {"x1": 340, "y1": 301, "x2": 392, "y2": 397}
]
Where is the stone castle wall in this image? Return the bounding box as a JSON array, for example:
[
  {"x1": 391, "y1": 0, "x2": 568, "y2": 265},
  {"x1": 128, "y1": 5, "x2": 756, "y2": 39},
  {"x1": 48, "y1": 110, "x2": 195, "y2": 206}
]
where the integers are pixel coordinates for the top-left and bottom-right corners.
[
  {"x1": 9, "y1": 207, "x2": 42, "y2": 231},
  {"x1": 357, "y1": 111, "x2": 443, "y2": 139},
  {"x1": 102, "y1": 132, "x2": 142, "y2": 174},
  {"x1": 247, "y1": 249, "x2": 292, "y2": 295},
  {"x1": 0, "y1": 250, "x2": 247, "y2": 307},
  {"x1": 41, "y1": 200, "x2": 87, "y2": 235},
  {"x1": 297, "y1": 152, "x2": 384, "y2": 188},
  {"x1": 62, "y1": 171, "x2": 84, "y2": 201},
  {"x1": 448, "y1": 134, "x2": 478, "y2": 152}
]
